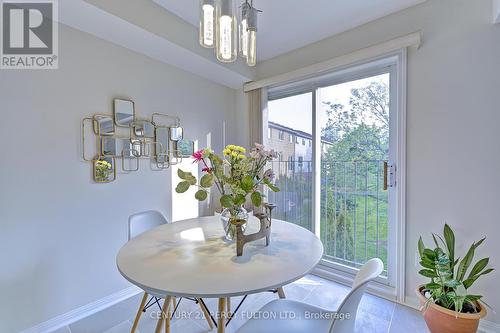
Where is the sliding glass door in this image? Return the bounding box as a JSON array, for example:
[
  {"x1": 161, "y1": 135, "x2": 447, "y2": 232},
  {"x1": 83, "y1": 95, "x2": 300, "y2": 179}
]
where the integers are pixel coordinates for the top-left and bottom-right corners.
[
  {"x1": 264, "y1": 56, "x2": 403, "y2": 291},
  {"x1": 318, "y1": 73, "x2": 391, "y2": 278}
]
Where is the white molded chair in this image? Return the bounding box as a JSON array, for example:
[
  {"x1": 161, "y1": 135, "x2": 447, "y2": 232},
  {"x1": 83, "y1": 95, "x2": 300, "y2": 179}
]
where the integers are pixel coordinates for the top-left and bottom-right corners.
[
  {"x1": 128, "y1": 210, "x2": 214, "y2": 332},
  {"x1": 128, "y1": 210, "x2": 168, "y2": 240},
  {"x1": 236, "y1": 258, "x2": 384, "y2": 333}
]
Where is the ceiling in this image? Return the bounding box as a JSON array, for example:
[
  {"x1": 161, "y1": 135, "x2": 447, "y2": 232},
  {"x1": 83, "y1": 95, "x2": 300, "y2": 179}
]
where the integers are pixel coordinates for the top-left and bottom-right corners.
[{"x1": 153, "y1": 0, "x2": 426, "y2": 62}]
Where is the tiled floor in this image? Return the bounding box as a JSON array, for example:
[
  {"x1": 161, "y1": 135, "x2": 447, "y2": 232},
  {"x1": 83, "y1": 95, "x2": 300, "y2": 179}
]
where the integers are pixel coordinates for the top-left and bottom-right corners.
[{"x1": 51, "y1": 275, "x2": 429, "y2": 333}]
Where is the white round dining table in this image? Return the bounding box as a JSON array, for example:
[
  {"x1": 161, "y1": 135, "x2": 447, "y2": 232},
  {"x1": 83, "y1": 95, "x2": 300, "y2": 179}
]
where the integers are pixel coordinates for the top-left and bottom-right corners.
[{"x1": 117, "y1": 215, "x2": 324, "y2": 333}]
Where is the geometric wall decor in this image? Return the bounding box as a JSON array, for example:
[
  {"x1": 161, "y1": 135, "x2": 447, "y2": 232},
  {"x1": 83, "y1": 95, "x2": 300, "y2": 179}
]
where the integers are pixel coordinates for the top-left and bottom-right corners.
[{"x1": 81, "y1": 99, "x2": 194, "y2": 183}]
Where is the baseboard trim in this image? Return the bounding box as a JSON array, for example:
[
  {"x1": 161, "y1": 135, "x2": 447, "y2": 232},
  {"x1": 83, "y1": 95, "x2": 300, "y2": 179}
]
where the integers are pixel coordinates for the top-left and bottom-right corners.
[
  {"x1": 312, "y1": 271, "x2": 500, "y2": 333},
  {"x1": 20, "y1": 286, "x2": 142, "y2": 333}
]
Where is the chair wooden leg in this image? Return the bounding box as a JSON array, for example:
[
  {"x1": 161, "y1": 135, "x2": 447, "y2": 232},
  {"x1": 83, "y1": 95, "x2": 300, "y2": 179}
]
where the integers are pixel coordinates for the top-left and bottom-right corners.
[
  {"x1": 131, "y1": 292, "x2": 148, "y2": 333},
  {"x1": 217, "y1": 297, "x2": 227, "y2": 333},
  {"x1": 172, "y1": 297, "x2": 177, "y2": 311},
  {"x1": 197, "y1": 298, "x2": 214, "y2": 329},
  {"x1": 155, "y1": 296, "x2": 172, "y2": 333},
  {"x1": 277, "y1": 287, "x2": 286, "y2": 299}
]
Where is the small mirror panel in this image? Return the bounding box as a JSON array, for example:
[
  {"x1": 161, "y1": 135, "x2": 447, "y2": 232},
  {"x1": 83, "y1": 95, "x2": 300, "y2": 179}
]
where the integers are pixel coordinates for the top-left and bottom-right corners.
[
  {"x1": 170, "y1": 127, "x2": 183, "y2": 141},
  {"x1": 176, "y1": 139, "x2": 194, "y2": 158},
  {"x1": 114, "y1": 99, "x2": 135, "y2": 127},
  {"x1": 93, "y1": 157, "x2": 116, "y2": 183},
  {"x1": 101, "y1": 137, "x2": 136, "y2": 157},
  {"x1": 93, "y1": 115, "x2": 114, "y2": 136},
  {"x1": 133, "y1": 120, "x2": 155, "y2": 138},
  {"x1": 155, "y1": 127, "x2": 169, "y2": 163}
]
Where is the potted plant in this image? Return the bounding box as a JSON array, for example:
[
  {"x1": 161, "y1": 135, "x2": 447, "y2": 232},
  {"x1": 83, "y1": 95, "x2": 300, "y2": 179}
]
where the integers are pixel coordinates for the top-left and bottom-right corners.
[
  {"x1": 417, "y1": 224, "x2": 494, "y2": 333},
  {"x1": 175, "y1": 143, "x2": 280, "y2": 240}
]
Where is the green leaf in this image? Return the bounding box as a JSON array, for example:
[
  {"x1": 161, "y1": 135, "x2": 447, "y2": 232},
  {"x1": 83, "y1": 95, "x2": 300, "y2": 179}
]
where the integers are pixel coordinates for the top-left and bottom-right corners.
[
  {"x1": 251, "y1": 191, "x2": 262, "y2": 207},
  {"x1": 467, "y1": 258, "x2": 489, "y2": 280},
  {"x1": 241, "y1": 175, "x2": 254, "y2": 192},
  {"x1": 463, "y1": 268, "x2": 494, "y2": 289},
  {"x1": 186, "y1": 174, "x2": 197, "y2": 186},
  {"x1": 177, "y1": 169, "x2": 187, "y2": 179},
  {"x1": 234, "y1": 194, "x2": 246, "y2": 206},
  {"x1": 423, "y1": 249, "x2": 437, "y2": 260},
  {"x1": 456, "y1": 243, "x2": 476, "y2": 281},
  {"x1": 263, "y1": 178, "x2": 280, "y2": 192},
  {"x1": 419, "y1": 269, "x2": 438, "y2": 278},
  {"x1": 175, "y1": 181, "x2": 190, "y2": 193},
  {"x1": 420, "y1": 260, "x2": 435, "y2": 270},
  {"x1": 200, "y1": 174, "x2": 214, "y2": 188},
  {"x1": 443, "y1": 224, "x2": 455, "y2": 269},
  {"x1": 220, "y1": 195, "x2": 234, "y2": 208},
  {"x1": 425, "y1": 282, "x2": 441, "y2": 290},
  {"x1": 195, "y1": 189, "x2": 208, "y2": 201},
  {"x1": 418, "y1": 237, "x2": 425, "y2": 258}
]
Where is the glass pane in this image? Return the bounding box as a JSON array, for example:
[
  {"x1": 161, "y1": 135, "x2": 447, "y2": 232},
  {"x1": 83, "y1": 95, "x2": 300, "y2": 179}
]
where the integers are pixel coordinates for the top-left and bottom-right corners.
[
  {"x1": 318, "y1": 73, "x2": 390, "y2": 276},
  {"x1": 267, "y1": 92, "x2": 313, "y2": 231}
]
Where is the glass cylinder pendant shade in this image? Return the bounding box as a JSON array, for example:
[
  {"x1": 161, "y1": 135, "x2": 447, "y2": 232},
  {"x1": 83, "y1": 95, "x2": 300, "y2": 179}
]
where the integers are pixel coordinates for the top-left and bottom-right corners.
[
  {"x1": 238, "y1": 2, "x2": 250, "y2": 59},
  {"x1": 215, "y1": 0, "x2": 237, "y2": 62},
  {"x1": 199, "y1": 0, "x2": 215, "y2": 48},
  {"x1": 239, "y1": 4, "x2": 258, "y2": 66}
]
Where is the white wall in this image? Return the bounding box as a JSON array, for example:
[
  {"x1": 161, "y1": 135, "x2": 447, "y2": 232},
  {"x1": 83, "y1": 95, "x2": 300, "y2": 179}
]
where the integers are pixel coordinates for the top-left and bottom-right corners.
[
  {"x1": 0, "y1": 25, "x2": 237, "y2": 332},
  {"x1": 257, "y1": 0, "x2": 500, "y2": 325}
]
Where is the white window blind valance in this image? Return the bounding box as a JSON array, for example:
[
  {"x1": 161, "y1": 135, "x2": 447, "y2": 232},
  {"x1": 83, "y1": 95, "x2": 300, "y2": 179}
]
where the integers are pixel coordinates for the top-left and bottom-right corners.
[{"x1": 244, "y1": 31, "x2": 421, "y2": 93}]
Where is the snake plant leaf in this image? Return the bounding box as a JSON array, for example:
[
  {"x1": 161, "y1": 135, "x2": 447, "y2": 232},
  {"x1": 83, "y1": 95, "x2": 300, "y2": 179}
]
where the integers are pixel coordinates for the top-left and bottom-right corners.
[
  {"x1": 175, "y1": 181, "x2": 191, "y2": 193},
  {"x1": 474, "y1": 237, "x2": 486, "y2": 249},
  {"x1": 432, "y1": 234, "x2": 442, "y2": 250},
  {"x1": 220, "y1": 195, "x2": 234, "y2": 208},
  {"x1": 456, "y1": 243, "x2": 476, "y2": 281},
  {"x1": 418, "y1": 237, "x2": 425, "y2": 258},
  {"x1": 463, "y1": 268, "x2": 494, "y2": 289},
  {"x1": 467, "y1": 258, "x2": 489, "y2": 280},
  {"x1": 251, "y1": 191, "x2": 262, "y2": 207},
  {"x1": 200, "y1": 174, "x2": 214, "y2": 188},
  {"x1": 241, "y1": 175, "x2": 254, "y2": 192},
  {"x1": 195, "y1": 189, "x2": 208, "y2": 201},
  {"x1": 444, "y1": 224, "x2": 455, "y2": 269}
]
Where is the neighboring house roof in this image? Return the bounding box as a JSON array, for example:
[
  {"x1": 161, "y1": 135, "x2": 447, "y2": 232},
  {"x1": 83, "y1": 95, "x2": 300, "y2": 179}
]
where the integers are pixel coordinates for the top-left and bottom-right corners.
[{"x1": 268, "y1": 121, "x2": 334, "y2": 145}]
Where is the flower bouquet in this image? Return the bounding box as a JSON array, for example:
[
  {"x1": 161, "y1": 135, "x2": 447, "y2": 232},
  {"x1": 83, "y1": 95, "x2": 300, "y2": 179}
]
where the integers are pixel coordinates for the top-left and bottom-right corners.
[{"x1": 175, "y1": 144, "x2": 280, "y2": 240}]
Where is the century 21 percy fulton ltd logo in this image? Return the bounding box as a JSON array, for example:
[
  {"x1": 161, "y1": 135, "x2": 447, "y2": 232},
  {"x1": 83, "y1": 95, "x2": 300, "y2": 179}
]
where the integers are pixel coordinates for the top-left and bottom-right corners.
[{"x1": 1, "y1": 0, "x2": 58, "y2": 69}]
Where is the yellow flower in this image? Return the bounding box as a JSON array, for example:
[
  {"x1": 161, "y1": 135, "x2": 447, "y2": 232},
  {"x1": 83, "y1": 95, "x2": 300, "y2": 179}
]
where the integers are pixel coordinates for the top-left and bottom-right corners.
[
  {"x1": 223, "y1": 149, "x2": 231, "y2": 155},
  {"x1": 237, "y1": 154, "x2": 246, "y2": 159},
  {"x1": 231, "y1": 151, "x2": 238, "y2": 158}
]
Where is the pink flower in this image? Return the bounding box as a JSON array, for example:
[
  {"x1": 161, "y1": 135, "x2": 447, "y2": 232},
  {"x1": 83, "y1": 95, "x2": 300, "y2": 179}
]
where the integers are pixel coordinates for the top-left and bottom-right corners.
[{"x1": 192, "y1": 150, "x2": 204, "y2": 163}]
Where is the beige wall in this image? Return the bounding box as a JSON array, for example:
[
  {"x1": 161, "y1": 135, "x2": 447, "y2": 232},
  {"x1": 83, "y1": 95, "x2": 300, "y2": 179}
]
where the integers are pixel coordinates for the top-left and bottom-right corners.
[
  {"x1": 0, "y1": 25, "x2": 238, "y2": 332},
  {"x1": 258, "y1": 0, "x2": 500, "y2": 326}
]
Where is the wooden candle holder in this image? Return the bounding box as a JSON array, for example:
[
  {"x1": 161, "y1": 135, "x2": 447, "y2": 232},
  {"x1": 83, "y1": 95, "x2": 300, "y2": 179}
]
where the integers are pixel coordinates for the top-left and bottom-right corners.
[{"x1": 233, "y1": 203, "x2": 276, "y2": 257}]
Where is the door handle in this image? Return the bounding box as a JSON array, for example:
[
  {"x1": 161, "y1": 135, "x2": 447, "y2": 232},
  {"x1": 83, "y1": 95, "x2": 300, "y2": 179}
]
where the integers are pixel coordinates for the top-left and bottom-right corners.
[
  {"x1": 383, "y1": 161, "x2": 388, "y2": 191},
  {"x1": 383, "y1": 161, "x2": 395, "y2": 190}
]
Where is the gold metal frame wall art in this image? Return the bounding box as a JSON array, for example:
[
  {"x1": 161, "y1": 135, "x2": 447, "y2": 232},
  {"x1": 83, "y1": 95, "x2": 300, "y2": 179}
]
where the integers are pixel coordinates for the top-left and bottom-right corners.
[{"x1": 81, "y1": 98, "x2": 195, "y2": 183}]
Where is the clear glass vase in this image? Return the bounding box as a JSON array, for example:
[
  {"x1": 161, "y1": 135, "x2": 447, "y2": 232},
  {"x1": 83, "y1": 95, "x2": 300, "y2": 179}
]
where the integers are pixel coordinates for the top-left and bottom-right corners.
[{"x1": 220, "y1": 206, "x2": 248, "y2": 241}]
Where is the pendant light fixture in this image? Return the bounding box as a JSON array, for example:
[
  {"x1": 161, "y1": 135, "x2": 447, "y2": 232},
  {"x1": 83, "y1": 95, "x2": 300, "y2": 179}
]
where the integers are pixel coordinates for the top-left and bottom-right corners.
[
  {"x1": 199, "y1": 0, "x2": 215, "y2": 48},
  {"x1": 200, "y1": 0, "x2": 260, "y2": 66},
  {"x1": 215, "y1": 0, "x2": 237, "y2": 63},
  {"x1": 239, "y1": 0, "x2": 259, "y2": 66}
]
